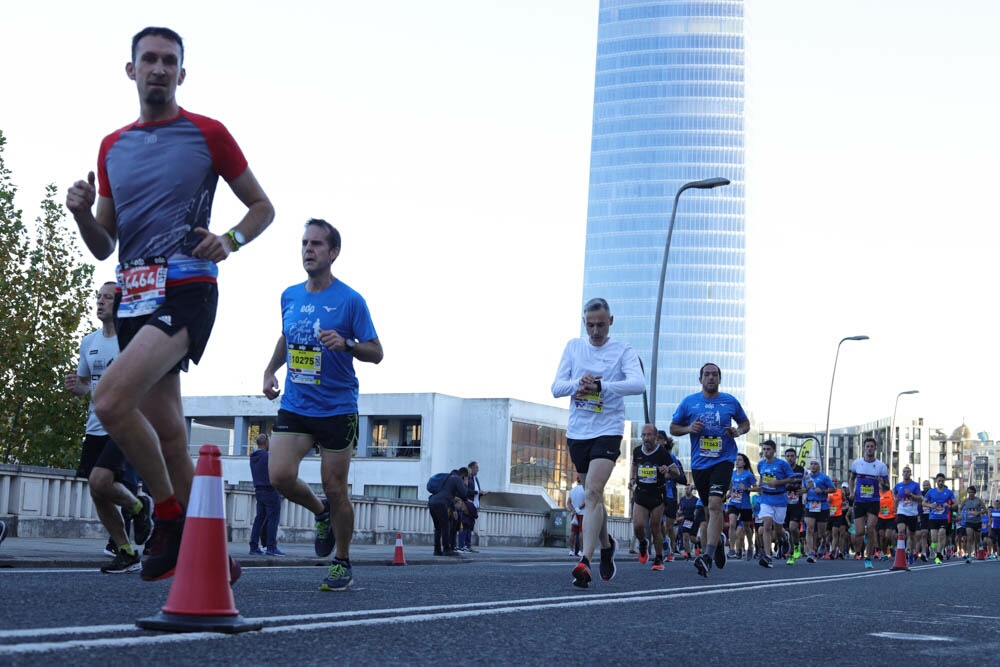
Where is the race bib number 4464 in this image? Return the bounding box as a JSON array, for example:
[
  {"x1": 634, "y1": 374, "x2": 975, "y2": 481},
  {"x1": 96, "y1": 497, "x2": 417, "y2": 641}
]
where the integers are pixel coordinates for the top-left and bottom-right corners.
[{"x1": 117, "y1": 257, "x2": 167, "y2": 318}]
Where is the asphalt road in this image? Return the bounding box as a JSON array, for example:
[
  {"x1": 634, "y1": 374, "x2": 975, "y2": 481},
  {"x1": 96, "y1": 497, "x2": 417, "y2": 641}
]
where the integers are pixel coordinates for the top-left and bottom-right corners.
[{"x1": 1, "y1": 555, "x2": 998, "y2": 666}]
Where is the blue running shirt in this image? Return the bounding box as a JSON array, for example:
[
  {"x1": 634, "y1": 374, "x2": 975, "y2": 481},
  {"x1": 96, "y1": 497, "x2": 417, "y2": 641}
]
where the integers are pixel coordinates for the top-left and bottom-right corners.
[
  {"x1": 278, "y1": 280, "x2": 378, "y2": 417},
  {"x1": 671, "y1": 392, "x2": 748, "y2": 470}
]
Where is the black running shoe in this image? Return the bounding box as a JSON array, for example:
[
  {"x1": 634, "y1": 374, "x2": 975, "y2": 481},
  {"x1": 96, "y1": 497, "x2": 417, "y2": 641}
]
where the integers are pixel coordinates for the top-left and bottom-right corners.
[
  {"x1": 599, "y1": 536, "x2": 617, "y2": 581},
  {"x1": 140, "y1": 514, "x2": 184, "y2": 581},
  {"x1": 695, "y1": 553, "x2": 712, "y2": 578},
  {"x1": 759, "y1": 555, "x2": 773, "y2": 568},
  {"x1": 714, "y1": 545, "x2": 727, "y2": 570},
  {"x1": 101, "y1": 548, "x2": 140, "y2": 574},
  {"x1": 314, "y1": 499, "x2": 335, "y2": 557},
  {"x1": 103, "y1": 540, "x2": 118, "y2": 557},
  {"x1": 132, "y1": 496, "x2": 152, "y2": 546}
]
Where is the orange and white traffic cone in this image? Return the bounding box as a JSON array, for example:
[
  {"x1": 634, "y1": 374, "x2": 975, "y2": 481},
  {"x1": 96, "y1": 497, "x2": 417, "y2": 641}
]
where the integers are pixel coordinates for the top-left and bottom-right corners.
[
  {"x1": 137, "y1": 445, "x2": 262, "y2": 633},
  {"x1": 890, "y1": 533, "x2": 910, "y2": 572},
  {"x1": 392, "y1": 532, "x2": 407, "y2": 566}
]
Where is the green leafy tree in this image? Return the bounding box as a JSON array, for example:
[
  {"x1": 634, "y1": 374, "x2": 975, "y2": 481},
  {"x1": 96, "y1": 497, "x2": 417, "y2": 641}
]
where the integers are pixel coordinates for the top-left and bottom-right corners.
[{"x1": 0, "y1": 130, "x2": 95, "y2": 467}]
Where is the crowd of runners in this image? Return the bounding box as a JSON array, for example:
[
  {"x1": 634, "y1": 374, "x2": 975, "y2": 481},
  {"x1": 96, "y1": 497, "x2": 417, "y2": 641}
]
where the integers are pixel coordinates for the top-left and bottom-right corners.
[{"x1": 626, "y1": 437, "x2": 1000, "y2": 571}]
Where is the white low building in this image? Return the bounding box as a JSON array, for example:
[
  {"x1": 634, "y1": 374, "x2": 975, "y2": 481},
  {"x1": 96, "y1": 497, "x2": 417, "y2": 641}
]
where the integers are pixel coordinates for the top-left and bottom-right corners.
[{"x1": 183, "y1": 393, "x2": 634, "y2": 514}]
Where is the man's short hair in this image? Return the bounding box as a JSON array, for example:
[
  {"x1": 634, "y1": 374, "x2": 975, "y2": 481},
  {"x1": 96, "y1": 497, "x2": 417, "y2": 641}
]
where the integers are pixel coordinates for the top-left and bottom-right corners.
[
  {"x1": 785, "y1": 448, "x2": 797, "y2": 456},
  {"x1": 935, "y1": 473, "x2": 945, "y2": 480},
  {"x1": 583, "y1": 297, "x2": 610, "y2": 315},
  {"x1": 583, "y1": 297, "x2": 611, "y2": 315},
  {"x1": 468, "y1": 461, "x2": 478, "y2": 468},
  {"x1": 864, "y1": 437, "x2": 877, "y2": 447},
  {"x1": 968, "y1": 486, "x2": 977, "y2": 493},
  {"x1": 305, "y1": 218, "x2": 341, "y2": 250},
  {"x1": 457, "y1": 466, "x2": 469, "y2": 478},
  {"x1": 132, "y1": 27, "x2": 184, "y2": 63},
  {"x1": 255, "y1": 433, "x2": 269, "y2": 447},
  {"x1": 761, "y1": 439, "x2": 776, "y2": 450},
  {"x1": 699, "y1": 362, "x2": 721, "y2": 379}
]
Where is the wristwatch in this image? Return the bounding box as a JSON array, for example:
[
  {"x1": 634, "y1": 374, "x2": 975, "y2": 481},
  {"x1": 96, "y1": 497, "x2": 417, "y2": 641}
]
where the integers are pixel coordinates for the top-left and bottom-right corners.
[
  {"x1": 225, "y1": 228, "x2": 246, "y2": 251},
  {"x1": 344, "y1": 338, "x2": 357, "y2": 354}
]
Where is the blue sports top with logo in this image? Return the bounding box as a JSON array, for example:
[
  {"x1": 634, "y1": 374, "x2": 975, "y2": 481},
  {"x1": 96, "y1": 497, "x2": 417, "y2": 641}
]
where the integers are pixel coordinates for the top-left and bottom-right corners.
[
  {"x1": 97, "y1": 108, "x2": 248, "y2": 315},
  {"x1": 671, "y1": 392, "x2": 748, "y2": 470},
  {"x1": 278, "y1": 279, "x2": 378, "y2": 418}
]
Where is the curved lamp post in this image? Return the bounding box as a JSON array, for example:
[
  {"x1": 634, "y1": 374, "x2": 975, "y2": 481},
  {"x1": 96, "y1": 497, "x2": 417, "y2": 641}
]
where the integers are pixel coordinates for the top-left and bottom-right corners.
[
  {"x1": 823, "y1": 335, "x2": 869, "y2": 472},
  {"x1": 648, "y1": 177, "x2": 731, "y2": 424},
  {"x1": 888, "y1": 389, "x2": 919, "y2": 482}
]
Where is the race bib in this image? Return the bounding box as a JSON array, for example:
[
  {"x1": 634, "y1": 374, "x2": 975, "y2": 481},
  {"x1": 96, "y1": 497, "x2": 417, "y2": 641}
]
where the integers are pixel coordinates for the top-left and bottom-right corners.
[
  {"x1": 880, "y1": 506, "x2": 891, "y2": 517},
  {"x1": 762, "y1": 474, "x2": 776, "y2": 490},
  {"x1": 117, "y1": 257, "x2": 167, "y2": 318},
  {"x1": 574, "y1": 392, "x2": 603, "y2": 413},
  {"x1": 860, "y1": 484, "x2": 875, "y2": 497},
  {"x1": 809, "y1": 501, "x2": 822, "y2": 512},
  {"x1": 637, "y1": 465, "x2": 656, "y2": 480},
  {"x1": 699, "y1": 437, "x2": 721, "y2": 458},
  {"x1": 682, "y1": 520, "x2": 693, "y2": 529},
  {"x1": 900, "y1": 499, "x2": 915, "y2": 511},
  {"x1": 730, "y1": 489, "x2": 743, "y2": 503},
  {"x1": 788, "y1": 491, "x2": 800, "y2": 503},
  {"x1": 288, "y1": 343, "x2": 322, "y2": 385}
]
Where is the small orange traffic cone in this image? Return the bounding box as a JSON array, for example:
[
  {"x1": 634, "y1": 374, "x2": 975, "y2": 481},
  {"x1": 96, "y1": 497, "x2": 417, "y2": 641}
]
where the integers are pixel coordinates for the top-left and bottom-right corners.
[
  {"x1": 137, "y1": 445, "x2": 262, "y2": 633},
  {"x1": 890, "y1": 533, "x2": 910, "y2": 572},
  {"x1": 391, "y1": 532, "x2": 407, "y2": 565}
]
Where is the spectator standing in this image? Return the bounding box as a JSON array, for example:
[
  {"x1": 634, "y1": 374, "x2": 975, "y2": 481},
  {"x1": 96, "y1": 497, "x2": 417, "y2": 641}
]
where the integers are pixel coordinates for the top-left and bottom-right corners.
[
  {"x1": 249, "y1": 433, "x2": 284, "y2": 556},
  {"x1": 429, "y1": 468, "x2": 469, "y2": 556}
]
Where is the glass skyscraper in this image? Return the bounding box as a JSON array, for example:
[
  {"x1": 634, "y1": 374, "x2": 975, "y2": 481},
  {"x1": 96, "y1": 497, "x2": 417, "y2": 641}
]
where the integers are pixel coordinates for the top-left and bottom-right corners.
[{"x1": 582, "y1": 0, "x2": 746, "y2": 456}]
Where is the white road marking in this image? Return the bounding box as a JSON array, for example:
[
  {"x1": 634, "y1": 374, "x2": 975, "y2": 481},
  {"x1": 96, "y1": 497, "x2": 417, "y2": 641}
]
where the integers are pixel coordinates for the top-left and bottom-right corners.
[
  {"x1": 0, "y1": 559, "x2": 977, "y2": 654},
  {"x1": 870, "y1": 632, "x2": 955, "y2": 642}
]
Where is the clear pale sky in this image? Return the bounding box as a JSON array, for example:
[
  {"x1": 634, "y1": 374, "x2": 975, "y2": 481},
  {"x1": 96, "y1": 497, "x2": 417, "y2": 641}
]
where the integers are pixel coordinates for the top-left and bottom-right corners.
[{"x1": 3, "y1": 1, "x2": 998, "y2": 437}]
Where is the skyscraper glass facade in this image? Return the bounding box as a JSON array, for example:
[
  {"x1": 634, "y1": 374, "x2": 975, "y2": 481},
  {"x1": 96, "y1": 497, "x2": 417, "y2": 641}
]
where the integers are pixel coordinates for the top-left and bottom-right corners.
[{"x1": 583, "y1": 0, "x2": 746, "y2": 460}]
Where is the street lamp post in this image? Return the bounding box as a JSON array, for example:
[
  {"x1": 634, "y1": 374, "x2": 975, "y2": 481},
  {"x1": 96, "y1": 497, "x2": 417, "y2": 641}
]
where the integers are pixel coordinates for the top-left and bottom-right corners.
[
  {"x1": 648, "y1": 177, "x2": 730, "y2": 425},
  {"x1": 823, "y1": 335, "x2": 869, "y2": 473},
  {"x1": 888, "y1": 390, "x2": 919, "y2": 483}
]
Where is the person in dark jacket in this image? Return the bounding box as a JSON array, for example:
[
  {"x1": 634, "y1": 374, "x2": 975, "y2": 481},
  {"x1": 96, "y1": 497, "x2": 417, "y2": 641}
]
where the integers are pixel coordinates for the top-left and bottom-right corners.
[
  {"x1": 250, "y1": 433, "x2": 284, "y2": 555},
  {"x1": 428, "y1": 467, "x2": 469, "y2": 556}
]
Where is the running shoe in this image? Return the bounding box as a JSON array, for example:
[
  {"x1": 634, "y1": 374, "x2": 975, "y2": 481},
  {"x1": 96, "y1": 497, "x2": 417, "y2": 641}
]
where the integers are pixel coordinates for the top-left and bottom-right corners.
[
  {"x1": 319, "y1": 558, "x2": 353, "y2": 592},
  {"x1": 727, "y1": 549, "x2": 738, "y2": 559},
  {"x1": 265, "y1": 547, "x2": 287, "y2": 556},
  {"x1": 638, "y1": 539, "x2": 648, "y2": 565},
  {"x1": 864, "y1": 558, "x2": 873, "y2": 569},
  {"x1": 695, "y1": 553, "x2": 712, "y2": 578},
  {"x1": 599, "y1": 536, "x2": 617, "y2": 581},
  {"x1": 314, "y1": 498, "x2": 335, "y2": 557},
  {"x1": 572, "y1": 561, "x2": 591, "y2": 588},
  {"x1": 249, "y1": 546, "x2": 265, "y2": 555},
  {"x1": 651, "y1": 555, "x2": 664, "y2": 571},
  {"x1": 759, "y1": 555, "x2": 773, "y2": 568},
  {"x1": 806, "y1": 553, "x2": 816, "y2": 563},
  {"x1": 714, "y1": 545, "x2": 727, "y2": 570},
  {"x1": 103, "y1": 540, "x2": 118, "y2": 557},
  {"x1": 746, "y1": 549, "x2": 754, "y2": 562},
  {"x1": 965, "y1": 556, "x2": 972, "y2": 564},
  {"x1": 665, "y1": 553, "x2": 674, "y2": 562},
  {"x1": 786, "y1": 555, "x2": 796, "y2": 566},
  {"x1": 140, "y1": 514, "x2": 184, "y2": 581},
  {"x1": 793, "y1": 545, "x2": 802, "y2": 559},
  {"x1": 132, "y1": 495, "x2": 152, "y2": 545},
  {"x1": 919, "y1": 552, "x2": 928, "y2": 563},
  {"x1": 101, "y1": 548, "x2": 140, "y2": 574},
  {"x1": 934, "y1": 555, "x2": 942, "y2": 564}
]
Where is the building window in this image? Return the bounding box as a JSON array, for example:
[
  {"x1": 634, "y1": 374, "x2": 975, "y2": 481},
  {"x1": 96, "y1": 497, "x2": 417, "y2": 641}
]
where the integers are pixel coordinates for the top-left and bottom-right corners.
[
  {"x1": 368, "y1": 417, "x2": 422, "y2": 458},
  {"x1": 510, "y1": 421, "x2": 576, "y2": 509},
  {"x1": 364, "y1": 485, "x2": 418, "y2": 500}
]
